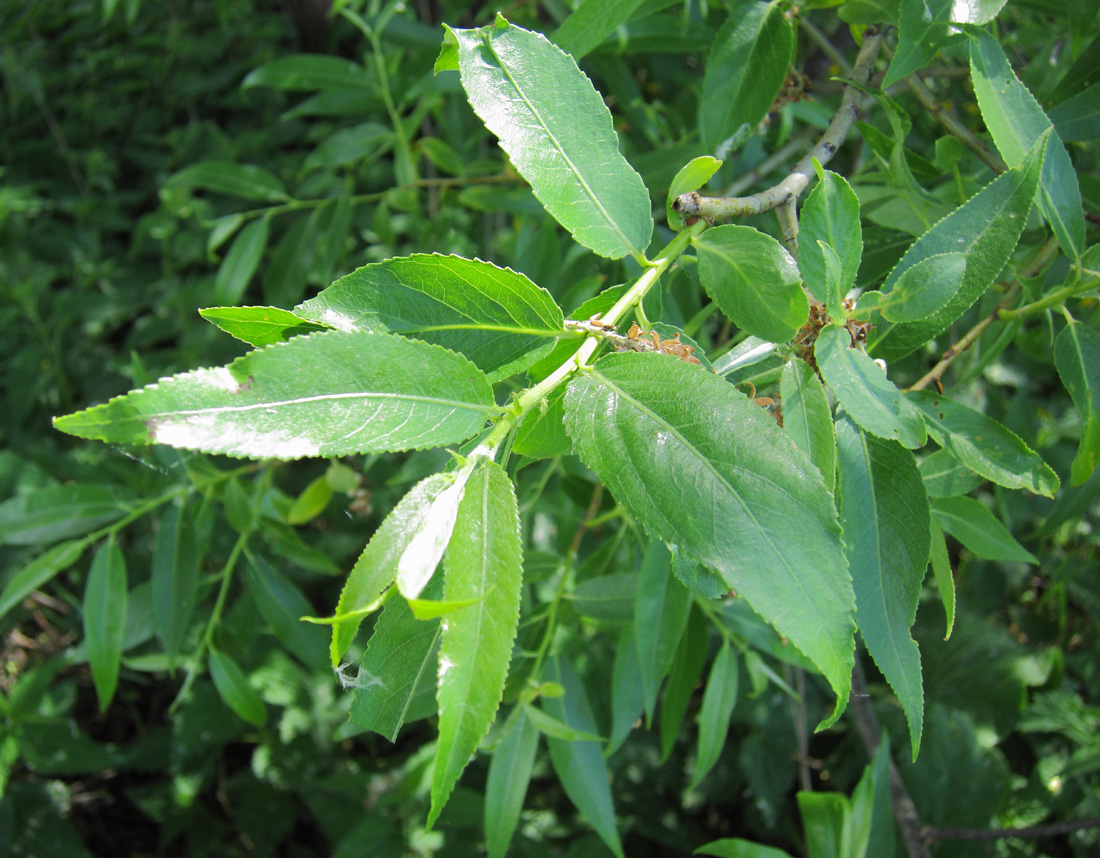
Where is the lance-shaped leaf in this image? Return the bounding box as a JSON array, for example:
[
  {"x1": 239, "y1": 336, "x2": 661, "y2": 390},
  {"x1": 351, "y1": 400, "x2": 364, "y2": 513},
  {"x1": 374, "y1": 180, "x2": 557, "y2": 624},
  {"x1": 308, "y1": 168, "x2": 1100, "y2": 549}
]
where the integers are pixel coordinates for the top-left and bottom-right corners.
[
  {"x1": 870, "y1": 134, "x2": 1044, "y2": 361},
  {"x1": 485, "y1": 708, "x2": 539, "y2": 858},
  {"x1": 609, "y1": 625, "x2": 645, "y2": 755},
  {"x1": 970, "y1": 31, "x2": 1085, "y2": 261},
  {"x1": 660, "y1": 606, "x2": 708, "y2": 761},
  {"x1": 295, "y1": 254, "x2": 564, "y2": 383},
  {"x1": 931, "y1": 496, "x2": 1037, "y2": 563},
  {"x1": 0, "y1": 484, "x2": 132, "y2": 547},
  {"x1": 54, "y1": 331, "x2": 495, "y2": 460},
  {"x1": 1054, "y1": 319, "x2": 1100, "y2": 486},
  {"x1": 930, "y1": 520, "x2": 956, "y2": 640},
  {"x1": 800, "y1": 169, "x2": 862, "y2": 316},
  {"x1": 430, "y1": 460, "x2": 523, "y2": 826},
  {"x1": 634, "y1": 541, "x2": 692, "y2": 723},
  {"x1": 245, "y1": 555, "x2": 328, "y2": 671},
  {"x1": 84, "y1": 535, "x2": 128, "y2": 712},
  {"x1": 694, "y1": 225, "x2": 809, "y2": 344},
  {"x1": 214, "y1": 217, "x2": 270, "y2": 306},
  {"x1": 857, "y1": 253, "x2": 966, "y2": 323},
  {"x1": 208, "y1": 647, "x2": 268, "y2": 727},
  {"x1": 564, "y1": 353, "x2": 855, "y2": 725},
  {"x1": 908, "y1": 391, "x2": 1059, "y2": 496},
  {"x1": 701, "y1": 1, "x2": 793, "y2": 152},
  {"x1": 667, "y1": 156, "x2": 722, "y2": 229},
  {"x1": 152, "y1": 503, "x2": 200, "y2": 668},
  {"x1": 781, "y1": 358, "x2": 836, "y2": 489},
  {"x1": 200, "y1": 306, "x2": 328, "y2": 348},
  {"x1": 553, "y1": 0, "x2": 647, "y2": 60},
  {"x1": 0, "y1": 540, "x2": 89, "y2": 622},
  {"x1": 835, "y1": 416, "x2": 927, "y2": 758},
  {"x1": 919, "y1": 449, "x2": 982, "y2": 498},
  {"x1": 883, "y1": 0, "x2": 963, "y2": 88},
  {"x1": 691, "y1": 641, "x2": 739, "y2": 788},
  {"x1": 437, "y1": 18, "x2": 653, "y2": 259},
  {"x1": 816, "y1": 326, "x2": 927, "y2": 449}
]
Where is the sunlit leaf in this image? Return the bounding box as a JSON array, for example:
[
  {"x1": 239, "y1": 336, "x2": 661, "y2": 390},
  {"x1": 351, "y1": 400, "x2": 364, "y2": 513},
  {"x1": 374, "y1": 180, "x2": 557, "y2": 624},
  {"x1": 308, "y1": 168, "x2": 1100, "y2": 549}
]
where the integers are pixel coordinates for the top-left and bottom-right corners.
[{"x1": 200, "y1": 306, "x2": 329, "y2": 348}]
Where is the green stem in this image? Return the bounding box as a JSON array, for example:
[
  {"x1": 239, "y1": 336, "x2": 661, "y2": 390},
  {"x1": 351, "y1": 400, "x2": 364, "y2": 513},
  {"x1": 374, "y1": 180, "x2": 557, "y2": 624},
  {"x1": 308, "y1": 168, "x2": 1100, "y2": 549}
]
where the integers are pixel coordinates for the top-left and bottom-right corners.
[{"x1": 997, "y1": 276, "x2": 1100, "y2": 321}]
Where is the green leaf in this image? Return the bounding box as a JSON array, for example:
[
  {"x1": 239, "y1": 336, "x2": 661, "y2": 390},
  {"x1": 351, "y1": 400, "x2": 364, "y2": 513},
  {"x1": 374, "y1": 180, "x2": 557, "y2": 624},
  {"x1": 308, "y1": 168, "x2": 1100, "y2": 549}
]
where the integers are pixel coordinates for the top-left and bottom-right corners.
[
  {"x1": 701, "y1": 1, "x2": 793, "y2": 152},
  {"x1": 442, "y1": 19, "x2": 653, "y2": 259},
  {"x1": 295, "y1": 254, "x2": 565, "y2": 383},
  {"x1": 200, "y1": 306, "x2": 329, "y2": 348},
  {"x1": 929, "y1": 520, "x2": 955, "y2": 640},
  {"x1": 835, "y1": 416, "x2": 927, "y2": 758},
  {"x1": 286, "y1": 475, "x2": 333, "y2": 525},
  {"x1": 667, "y1": 155, "x2": 723, "y2": 229},
  {"x1": 152, "y1": 503, "x2": 200, "y2": 668},
  {"x1": 0, "y1": 484, "x2": 131, "y2": 546},
  {"x1": 931, "y1": 496, "x2": 1038, "y2": 563},
  {"x1": 670, "y1": 543, "x2": 728, "y2": 600},
  {"x1": 693, "y1": 225, "x2": 809, "y2": 343},
  {"x1": 54, "y1": 332, "x2": 495, "y2": 459},
  {"x1": 1048, "y1": 82, "x2": 1100, "y2": 143},
  {"x1": 263, "y1": 210, "x2": 319, "y2": 307},
  {"x1": 1054, "y1": 319, "x2": 1100, "y2": 485},
  {"x1": 84, "y1": 536, "x2": 128, "y2": 712},
  {"x1": 430, "y1": 460, "x2": 523, "y2": 826},
  {"x1": 816, "y1": 326, "x2": 927, "y2": 448},
  {"x1": 208, "y1": 647, "x2": 268, "y2": 727},
  {"x1": 347, "y1": 583, "x2": 442, "y2": 741},
  {"x1": 781, "y1": 357, "x2": 837, "y2": 489},
  {"x1": 863, "y1": 253, "x2": 966, "y2": 323},
  {"x1": 485, "y1": 708, "x2": 539, "y2": 858},
  {"x1": 908, "y1": 391, "x2": 1059, "y2": 496},
  {"x1": 523, "y1": 704, "x2": 605, "y2": 743},
  {"x1": 970, "y1": 32, "x2": 1085, "y2": 261},
  {"x1": 691, "y1": 641, "x2": 739, "y2": 788},
  {"x1": 695, "y1": 839, "x2": 795, "y2": 858},
  {"x1": 660, "y1": 606, "x2": 708, "y2": 761},
  {"x1": 553, "y1": 0, "x2": 648, "y2": 60},
  {"x1": 798, "y1": 791, "x2": 852, "y2": 858},
  {"x1": 543, "y1": 658, "x2": 625, "y2": 858},
  {"x1": 800, "y1": 169, "x2": 863, "y2": 315},
  {"x1": 242, "y1": 54, "x2": 373, "y2": 91},
  {"x1": 329, "y1": 473, "x2": 453, "y2": 665},
  {"x1": 568, "y1": 573, "x2": 638, "y2": 624},
  {"x1": 869, "y1": 133, "x2": 1045, "y2": 361},
  {"x1": 883, "y1": 0, "x2": 962, "y2": 88},
  {"x1": 634, "y1": 541, "x2": 692, "y2": 722},
  {"x1": 407, "y1": 595, "x2": 484, "y2": 620},
  {"x1": 513, "y1": 386, "x2": 572, "y2": 459},
  {"x1": 608, "y1": 625, "x2": 645, "y2": 755},
  {"x1": 167, "y1": 160, "x2": 287, "y2": 202},
  {"x1": 0, "y1": 540, "x2": 89, "y2": 622},
  {"x1": 245, "y1": 555, "x2": 328, "y2": 671},
  {"x1": 918, "y1": 449, "x2": 982, "y2": 498},
  {"x1": 214, "y1": 217, "x2": 269, "y2": 305},
  {"x1": 564, "y1": 353, "x2": 855, "y2": 725}
]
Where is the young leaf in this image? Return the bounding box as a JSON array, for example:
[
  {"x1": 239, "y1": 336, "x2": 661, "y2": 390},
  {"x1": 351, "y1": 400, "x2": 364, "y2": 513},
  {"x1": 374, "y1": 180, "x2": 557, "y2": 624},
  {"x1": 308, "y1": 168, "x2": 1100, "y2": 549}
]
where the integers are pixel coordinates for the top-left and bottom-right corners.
[
  {"x1": 816, "y1": 325, "x2": 927, "y2": 449},
  {"x1": 485, "y1": 708, "x2": 539, "y2": 858},
  {"x1": 152, "y1": 503, "x2": 200, "y2": 668},
  {"x1": 347, "y1": 578, "x2": 443, "y2": 741},
  {"x1": 214, "y1": 217, "x2": 270, "y2": 305},
  {"x1": 330, "y1": 473, "x2": 453, "y2": 665},
  {"x1": 440, "y1": 19, "x2": 653, "y2": 259},
  {"x1": 667, "y1": 156, "x2": 723, "y2": 229},
  {"x1": 868, "y1": 253, "x2": 966, "y2": 323},
  {"x1": 883, "y1": 0, "x2": 963, "y2": 88},
  {"x1": 800, "y1": 169, "x2": 863, "y2": 315},
  {"x1": 835, "y1": 416, "x2": 927, "y2": 758},
  {"x1": 781, "y1": 358, "x2": 837, "y2": 489},
  {"x1": 543, "y1": 658, "x2": 625, "y2": 858},
  {"x1": 693, "y1": 225, "x2": 809, "y2": 344},
  {"x1": 931, "y1": 496, "x2": 1038, "y2": 563},
  {"x1": 691, "y1": 641, "x2": 739, "y2": 788},
  {"x1": 0, "y1": 484, "x2": 131, "y2": 547},
  {"x1": 199, "y1": 306, "x2": 328, "y2": 348},
  {"x1": 54, "y1": 332, "x2": 495, "y2": 460},
  {"x1": 701, "y1": 1, "x2": 793, "y2": 152},
  {"x1": 295, "y1": 254, "x2": 565, "y2": 383},
  {"x1": 661, "y1": 606, "x2": 709, "y2": 761},
  {"x1": 286, "y1": 475, "x2": 332, "y2": 525},
  {"x1": 970, "y1": 31, "x2": 1085, "y2": 261},
  {"x1": 907, "y1": 391, "x2": 1059, "y2": 496},
  {"x1": 430, "y1": 460, "x2": 523, "y2": 827},
  {"x1": 553, "y1": 0, "x2": 648, "y2": 61},
  {"x1": 870, "y1": 134, "x2": 1045, "y2": 361},
  {"x1": 695, "y1": 839, "x2": 795, "y2": 858},
  {"x1": 634, "y1": 541, "x2": 692, "y2": 723},
  {"x1": 208, "y1": 647, "x2": 268, "y2": 727},
  {"x1": 1054, "y1": 319, "x2": 1100, "y2": 485},
  {"x1": 929, "y1": 520, "x2": 956, "y2": 640},
  {"x1": 564, "y1": 353, "x2": 855, "y2": 725},
  {"x1": 83, "y1": 535, "x2": 128, "y2": 711},
  {"x1": 0, "y1": 539, "x2": 90, "y2": 622}
]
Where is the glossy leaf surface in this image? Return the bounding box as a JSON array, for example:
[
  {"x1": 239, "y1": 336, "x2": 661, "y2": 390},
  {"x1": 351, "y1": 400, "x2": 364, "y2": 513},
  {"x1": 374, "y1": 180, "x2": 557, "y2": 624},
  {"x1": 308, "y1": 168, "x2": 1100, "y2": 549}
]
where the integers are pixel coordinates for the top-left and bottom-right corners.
[
  {"x1": 54, "y1": 332, "x2": 494, "y2": 460},
  {"x1": 296, "y1": 254, "x2": 564, "y2": 382},
  {"x1": 84, "y1": 536, "x2": 128, "y2": 711},
  {"x1": 214, "y1": 217, "x2": 269, "y2": 305},
  {"x1": 440, "y1": 19, "x2": 652, "y2": 259},
  {"x1": 564, "y1": 353, "x2": 855, "y2": 723},
  {"x1": 200, "y1": 306, "x2": 328, "y2": 348},
  {"x1": 863, "y1": 253, "x2": 966, "y2": 323}
]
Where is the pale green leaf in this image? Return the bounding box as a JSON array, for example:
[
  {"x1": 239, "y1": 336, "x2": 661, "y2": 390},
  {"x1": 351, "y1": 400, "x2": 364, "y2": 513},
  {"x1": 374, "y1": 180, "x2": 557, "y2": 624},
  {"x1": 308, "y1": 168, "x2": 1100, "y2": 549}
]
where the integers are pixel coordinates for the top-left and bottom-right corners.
[
  {"x1": 800, "y1": 169, "x2": 863, "y2": 314},
  {"x1": 242, "y1": 54, "x2": 373, "y2": 91},
  {"x1": 208, "y1": 647, "x2": 268, "y2": 727},
  {"x1": 693, "y1": 225, "x2": 809, "y2": 343},
  {"x1": 931, "y1": 496, "x2": 1038, "y2": 563},
  {"x1": 0, "y1": 540, "x2": 89, "y2": 622},
  {"x1": 701, "y1": 2, "x2": 793, "y2": 151},
  {"x1": 53, "y1": 332, "x2": 495, "y2": 460},
  {"x1": 564, "y1": 353, "x2": 855, "y2": 725},
  {"x1": 443, "y1": 19, "x2": 653, "y2": 259},
  {"x1": 781, "y1": 357, "x2": 837, "y2": 489},
  {"x1": 918, "y1": 449, "x2": 982, "y2": 498},
  {"x1": 970, "y1": 32, "x2": 1085, "y2": 261},
  {"x1": 908, "y1": 391, "x2": 1059, "y2": 496},
  {"x1": 634, "y1": 541, "x2": 692, "y2": 722},
  {"x1": 523, "y1": 704, "x2": 605, "y2": 743},
  {"x1": 798, "y1": 791, "x2": 851, "y2": 858},
  {"x1": 835, "y1": 416, "x2": 927, "y2": 758},
  {"x1": 430, "y1": 460, "x2": 523, "y2": 826},
  {"x1": 152, "y1": 503, "x2": 200, "y2": 668},
  {"x1": 667, "y1": 155, "x2": 723, "y2": 228},
  {"x1": 695, "y1": 839, "x2": 795, "y2": 858},
  {"x1": 870, "y1": 134, "x2": 1045, "y2": 361},
  {"x1": 691, "y1": 641, "x2": 738, "y2": 788},
  {"x1": 485, "y1": 708, "x2": 539, "y2": 858},
  {"x1": 816, "y1": 326, "x2": 927, "y2": 448},
  {"x1": 929, "y1": 520, "x2": 955, "y2": 639},
  {"x1": 214, "y1": 217, "x2": 269, "y2": 305},
  {"x1": 554, "y1": 0, "x2": 648, "y2": 60},
  {"x1": 167, "y1": 160, "x2": 287, "y2": 202},
  {"x1": 296, "y1": 254, "x2": 564, "y2": 383},
  {"x1": 286, "y1": 475, "x2": 332, "y2": 525},
  {"x1": 0, "y1": 484, "x2": 132, "y2": 547},
  {"x1": 83, "y1": 536, "x2": 128, "y2": 711},
  {"x1": 1054, "y1": 319, "x2": 1100, "y2": 485},
  {"x1": 199, "y1": 306, "x2": 329, "y2": 348}
]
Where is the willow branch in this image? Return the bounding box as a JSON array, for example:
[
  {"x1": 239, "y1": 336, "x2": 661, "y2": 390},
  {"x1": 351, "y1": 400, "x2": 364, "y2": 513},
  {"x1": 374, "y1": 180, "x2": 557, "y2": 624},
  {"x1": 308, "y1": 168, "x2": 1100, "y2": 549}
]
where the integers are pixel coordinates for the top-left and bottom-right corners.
[{"x1": 673, "y1": 27, "x2": 883, "y2": 221}]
